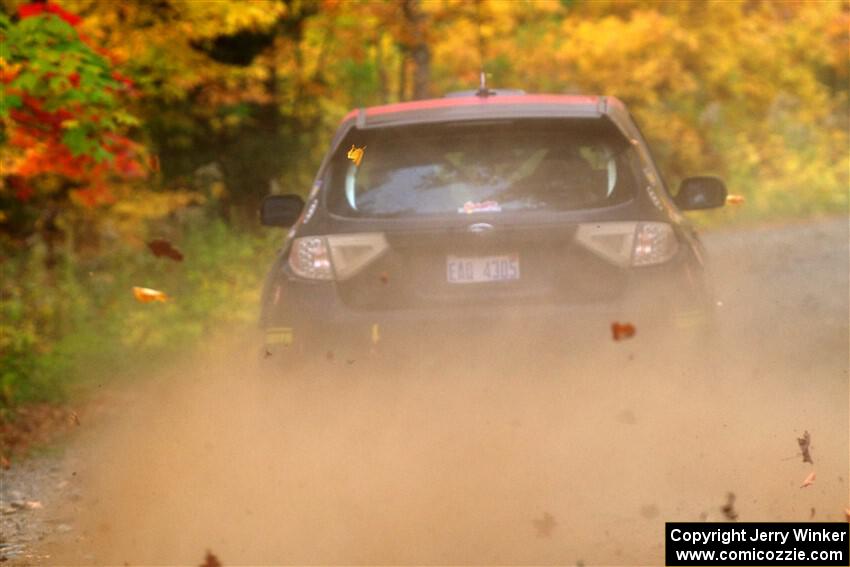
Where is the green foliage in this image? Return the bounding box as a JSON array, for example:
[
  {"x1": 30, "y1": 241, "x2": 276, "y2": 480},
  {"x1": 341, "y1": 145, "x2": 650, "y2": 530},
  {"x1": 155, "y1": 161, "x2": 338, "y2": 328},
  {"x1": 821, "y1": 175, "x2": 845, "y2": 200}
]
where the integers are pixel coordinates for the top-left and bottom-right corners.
[
  {"x1": 0, "y1": 217, "x2": 277, "y2": 409},
  {"x1": 0, "y1": 8, "x2": 130, "y2": 142}
]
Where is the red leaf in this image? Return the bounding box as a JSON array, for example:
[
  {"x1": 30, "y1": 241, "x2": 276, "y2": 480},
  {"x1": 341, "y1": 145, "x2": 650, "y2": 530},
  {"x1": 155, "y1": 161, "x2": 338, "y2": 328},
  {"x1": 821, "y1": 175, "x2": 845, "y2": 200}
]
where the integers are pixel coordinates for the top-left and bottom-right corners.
[
  {"x1": 17, "y1": 3, "x2": 47, "y2": 18},
  {"x1": 71, "y1": 185, "x2": 114, "y2": 208},
  {"x1": 19, "y1": 3, "x2": 82, "y2": 26},
  {"x1": 111, "y1": 71, "x2": 134, "y2": 89},
  {"x1": 147, "y1": 239, "x2": 184, "y2": 262},
  {"x1": 9, "y1": 178, "x2": 35, "y2": 202},
  {"x1": 15, "y1": 185, "x2": 34, "y2": 202},
  {"x1": 47, "y1": 3, "x2": 82, "y2": 26},
  {"x1": 611, "y1": 322, "x2": 636, "y2": 341}
]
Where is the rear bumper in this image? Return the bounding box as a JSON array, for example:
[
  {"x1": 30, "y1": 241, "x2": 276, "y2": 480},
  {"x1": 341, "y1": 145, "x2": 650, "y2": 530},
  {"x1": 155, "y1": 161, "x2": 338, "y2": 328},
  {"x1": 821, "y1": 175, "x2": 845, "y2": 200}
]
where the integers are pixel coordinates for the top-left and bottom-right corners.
[{"x1": 261, "y1": 274, "x2": 712, "y2": 356}]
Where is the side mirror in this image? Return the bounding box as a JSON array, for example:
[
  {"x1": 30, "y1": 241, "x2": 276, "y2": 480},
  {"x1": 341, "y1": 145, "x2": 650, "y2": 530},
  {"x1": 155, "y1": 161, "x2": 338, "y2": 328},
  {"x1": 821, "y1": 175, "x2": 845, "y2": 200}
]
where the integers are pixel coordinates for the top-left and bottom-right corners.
[
  {"x1": 675, "y1": 176, "x2": 727, "y2": 210},
  {"x1": 260, "y1": 195, "x2": 305, "y2": 227}
]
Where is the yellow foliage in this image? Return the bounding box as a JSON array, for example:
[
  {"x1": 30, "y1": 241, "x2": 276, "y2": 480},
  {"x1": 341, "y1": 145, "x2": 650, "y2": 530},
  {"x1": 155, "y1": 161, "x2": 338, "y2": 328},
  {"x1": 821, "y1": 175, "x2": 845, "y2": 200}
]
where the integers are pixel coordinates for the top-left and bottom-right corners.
[
  {"x1": 174, "y1": 0, "x2": 285, "y2": 39},
  {"x1": 3, "y1": 0, "x2": 844, "y2": 221}
]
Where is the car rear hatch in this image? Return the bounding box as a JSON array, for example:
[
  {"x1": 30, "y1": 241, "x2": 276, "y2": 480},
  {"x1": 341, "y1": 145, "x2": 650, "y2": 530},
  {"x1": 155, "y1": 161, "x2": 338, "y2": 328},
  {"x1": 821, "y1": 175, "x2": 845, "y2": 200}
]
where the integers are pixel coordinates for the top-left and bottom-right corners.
[
  {"x1": 327, "y1": 216, "x2": 632, "y2": 311},
  {"x1": 307, "y1": 117, "x2": 656, "y2": 312}
]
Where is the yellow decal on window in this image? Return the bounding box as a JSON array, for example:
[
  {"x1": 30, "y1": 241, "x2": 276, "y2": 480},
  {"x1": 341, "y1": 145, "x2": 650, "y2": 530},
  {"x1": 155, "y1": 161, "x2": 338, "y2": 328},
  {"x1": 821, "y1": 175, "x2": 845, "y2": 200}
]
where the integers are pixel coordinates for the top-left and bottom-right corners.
[{"x1": 347, "y1": 145, "x2": 365, "y2": 167}]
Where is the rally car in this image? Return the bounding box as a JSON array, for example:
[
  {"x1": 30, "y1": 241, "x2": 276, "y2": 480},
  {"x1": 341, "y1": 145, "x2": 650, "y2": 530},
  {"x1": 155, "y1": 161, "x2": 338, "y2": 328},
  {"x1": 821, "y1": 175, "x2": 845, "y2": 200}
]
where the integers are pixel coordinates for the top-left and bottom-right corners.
[{"x1": 258, "y1": 89, "x2": 726, "y2": 361}]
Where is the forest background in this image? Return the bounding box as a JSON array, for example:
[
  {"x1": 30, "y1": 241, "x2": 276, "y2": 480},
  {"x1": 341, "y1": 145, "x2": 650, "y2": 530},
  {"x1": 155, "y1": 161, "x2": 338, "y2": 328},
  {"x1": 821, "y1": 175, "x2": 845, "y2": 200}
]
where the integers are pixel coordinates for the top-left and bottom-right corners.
[{"x1": 0, "y1": 0, "x2": 847, "y2": 421}]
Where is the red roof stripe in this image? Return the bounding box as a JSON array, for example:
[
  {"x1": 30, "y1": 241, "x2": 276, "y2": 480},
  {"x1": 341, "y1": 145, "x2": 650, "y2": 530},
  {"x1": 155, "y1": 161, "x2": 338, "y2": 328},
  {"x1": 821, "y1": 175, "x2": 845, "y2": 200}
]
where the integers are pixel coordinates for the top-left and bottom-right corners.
[{"x1": 342, "y1": 94, "x2": 600, "y2": 122}]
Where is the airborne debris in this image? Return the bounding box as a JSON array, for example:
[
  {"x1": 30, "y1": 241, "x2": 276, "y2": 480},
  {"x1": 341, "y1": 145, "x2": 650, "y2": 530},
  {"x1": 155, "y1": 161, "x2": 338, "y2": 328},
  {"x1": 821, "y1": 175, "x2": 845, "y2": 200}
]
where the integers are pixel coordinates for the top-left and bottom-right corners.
[
  {"x1": 69, "y1": 412, "x2": 80, "y2": 426},
  {"x1": 721, "y1": 492, "x2": 738, "y2": 521},
  {"x1": 347, "y1": 144, "x2": 365, "y2": 167},
  {"x1": 532, "y1": 512, "x2": 557, "y2": 538},
  {"x1": 132, "y1": 286, "x2": 169, "y2": 303},
  {"x1": 611, "y1": 322, "x2": 636, "y2": 341},
  {"x1": 616, "y1": 409, "x2": 637, "y2": 425},
  {"x1": 640, "y1": 504, "x2": 659, "y2": 519},
  {"x1": 726, "y1": 194, "x2": 745, "y2": 205},
  {"x1": 199, "y1": 550, "x2": 222, "y2": 567},
  {"x1": 800, "y1": 471, "x2": 816, "y2": 488},
  {"x1": 797, "y1": 430, "x2": 813, "y2": 463},
  {"x1": 379, "y1": 272, "x2": 389, "y2": 284},
  {"x1": 147, "y1": 238, "x2": 184, "y2": 262}
]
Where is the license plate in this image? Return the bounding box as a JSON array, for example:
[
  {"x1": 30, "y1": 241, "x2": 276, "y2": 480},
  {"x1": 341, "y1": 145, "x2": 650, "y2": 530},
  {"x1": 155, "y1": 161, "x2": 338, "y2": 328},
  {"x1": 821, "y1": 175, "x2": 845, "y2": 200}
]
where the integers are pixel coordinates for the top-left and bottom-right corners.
[{"x1": 446, "y1": 254, "x2": 520, "y2": 284}]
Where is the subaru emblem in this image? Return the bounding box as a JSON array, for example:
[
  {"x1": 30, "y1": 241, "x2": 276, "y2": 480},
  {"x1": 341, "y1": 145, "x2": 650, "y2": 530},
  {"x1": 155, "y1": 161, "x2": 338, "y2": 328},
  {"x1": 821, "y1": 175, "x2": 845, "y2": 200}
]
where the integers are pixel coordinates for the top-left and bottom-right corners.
[{"x1": 467, "y1": 223, "x2": 494, "y2": 233}]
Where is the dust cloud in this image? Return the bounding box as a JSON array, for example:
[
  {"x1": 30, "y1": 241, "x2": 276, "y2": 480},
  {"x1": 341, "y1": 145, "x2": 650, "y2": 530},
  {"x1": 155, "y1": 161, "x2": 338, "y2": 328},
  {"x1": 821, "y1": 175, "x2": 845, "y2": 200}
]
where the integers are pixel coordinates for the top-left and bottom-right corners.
[{"x1": 39, "y1": 219, "x2": 848, "y2": 566}]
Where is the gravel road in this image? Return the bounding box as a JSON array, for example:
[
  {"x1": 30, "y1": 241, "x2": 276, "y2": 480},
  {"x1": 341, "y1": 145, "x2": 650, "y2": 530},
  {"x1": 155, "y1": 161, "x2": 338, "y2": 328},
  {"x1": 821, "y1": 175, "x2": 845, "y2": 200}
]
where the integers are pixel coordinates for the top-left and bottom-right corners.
[{"x1": 2, "y1": 216, "x2": 847, "y2": 566}]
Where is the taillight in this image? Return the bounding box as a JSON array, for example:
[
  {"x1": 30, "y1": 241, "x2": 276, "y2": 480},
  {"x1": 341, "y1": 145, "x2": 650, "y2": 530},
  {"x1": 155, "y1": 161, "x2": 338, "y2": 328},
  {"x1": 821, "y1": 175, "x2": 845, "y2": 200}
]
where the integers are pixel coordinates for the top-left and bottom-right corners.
[
  {"x1": 631, "y1": 222, "x2": 678, "y2": 266},
  {"x1": 288, "y1": 233, "x2": 388, "y2": 280},
  {"x1": 576, "y1": 222, "x2": 678, "y2": 267},
  {"x1": 289, "y1": 236, "x2": 333, "y2": 280}
]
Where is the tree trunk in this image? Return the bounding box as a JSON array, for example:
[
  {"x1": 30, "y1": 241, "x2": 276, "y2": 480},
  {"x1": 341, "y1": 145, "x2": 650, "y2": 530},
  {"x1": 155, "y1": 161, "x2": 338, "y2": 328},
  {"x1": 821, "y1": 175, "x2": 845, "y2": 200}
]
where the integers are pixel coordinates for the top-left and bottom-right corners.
[
  {"x1": 398, "y1": 52, "x2": 408, "y2": 101},
  {"x1": 402, "y1": 0, "x2": 430, "y2": 100},
  {"x1": 377, "y1": 37, "x2": 388, "y2": 104}
]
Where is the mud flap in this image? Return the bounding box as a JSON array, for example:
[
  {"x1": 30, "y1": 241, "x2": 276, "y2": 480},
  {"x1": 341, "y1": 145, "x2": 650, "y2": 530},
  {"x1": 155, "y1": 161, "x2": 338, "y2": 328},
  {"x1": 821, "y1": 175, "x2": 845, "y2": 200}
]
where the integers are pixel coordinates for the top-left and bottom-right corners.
[{"x1": 264, "y1": 326, "x2": 293, "y2": 353}]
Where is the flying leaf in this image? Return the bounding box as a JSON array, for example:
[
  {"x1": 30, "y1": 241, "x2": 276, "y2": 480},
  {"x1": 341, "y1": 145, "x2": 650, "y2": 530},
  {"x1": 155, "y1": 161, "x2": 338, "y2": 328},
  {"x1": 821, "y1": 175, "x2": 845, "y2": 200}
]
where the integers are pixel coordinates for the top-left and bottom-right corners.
[
  {"x1": 726, "y1": 194, "x2": 745, "y2": 205},
  {"x1": 721, "y1": 492, "x2": 738, "y2": 521},
  {"x1": 199, "y1": 550, "x2": 222, "y2": 567},
  {"x1": 132, "y1": 286, "x2": 169, "y2": 303},
  {"x1": 147, "y1": 238, "x2": 184, "y2": 262},
  {"x1": 800, "y1": 471, "x2": 816, "y2": 488},
  {"x1": 611, "y1": 322, "x2": 636, "y2": 341},
  {"x1": 347, "y1": 144, "x2": 365, "y2": 167},
  {"x1": 797, "y1": 431, "x2": 813, "y2": 464},
  {"x1": 532, "y1": 512, "x2": 556, "y2": 538}
]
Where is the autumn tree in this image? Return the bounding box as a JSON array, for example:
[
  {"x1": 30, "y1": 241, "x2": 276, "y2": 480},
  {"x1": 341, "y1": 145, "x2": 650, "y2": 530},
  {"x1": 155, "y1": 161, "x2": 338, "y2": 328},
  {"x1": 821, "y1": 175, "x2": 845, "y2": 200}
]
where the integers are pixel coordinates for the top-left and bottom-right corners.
[{"x1": 0, "y1": 1, "x2": 149, "y2": 272}]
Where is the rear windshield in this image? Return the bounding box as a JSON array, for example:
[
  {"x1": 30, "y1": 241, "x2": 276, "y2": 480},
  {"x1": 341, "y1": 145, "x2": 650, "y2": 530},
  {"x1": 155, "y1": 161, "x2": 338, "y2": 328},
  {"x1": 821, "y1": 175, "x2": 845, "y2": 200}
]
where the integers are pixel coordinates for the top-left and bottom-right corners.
[{"x1": 325, "y1": 119, "x2": 640, "y2": 217}]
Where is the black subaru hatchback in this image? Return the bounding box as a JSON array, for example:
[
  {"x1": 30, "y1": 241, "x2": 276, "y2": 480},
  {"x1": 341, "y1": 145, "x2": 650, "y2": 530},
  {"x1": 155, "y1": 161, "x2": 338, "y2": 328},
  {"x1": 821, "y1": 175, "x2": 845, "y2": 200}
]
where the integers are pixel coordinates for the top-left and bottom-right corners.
[{"x1": 259, "y1": 91, "x2": 726, "y2": 360}]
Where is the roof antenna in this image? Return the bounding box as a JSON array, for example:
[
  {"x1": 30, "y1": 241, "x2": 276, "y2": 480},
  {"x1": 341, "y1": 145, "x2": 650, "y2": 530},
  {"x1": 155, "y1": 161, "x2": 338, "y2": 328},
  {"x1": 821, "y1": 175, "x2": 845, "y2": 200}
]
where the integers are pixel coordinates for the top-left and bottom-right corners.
[{"x1": 476, "y1": 71, "x2": 491, "y2": 97}]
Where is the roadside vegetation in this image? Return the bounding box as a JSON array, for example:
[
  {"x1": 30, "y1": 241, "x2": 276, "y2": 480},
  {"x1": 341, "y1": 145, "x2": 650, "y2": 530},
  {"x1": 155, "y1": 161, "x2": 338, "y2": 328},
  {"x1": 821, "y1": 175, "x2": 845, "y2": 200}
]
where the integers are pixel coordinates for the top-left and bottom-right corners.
[{"x1": 0, "y1": 0, "x2": 847, "y2": 439}]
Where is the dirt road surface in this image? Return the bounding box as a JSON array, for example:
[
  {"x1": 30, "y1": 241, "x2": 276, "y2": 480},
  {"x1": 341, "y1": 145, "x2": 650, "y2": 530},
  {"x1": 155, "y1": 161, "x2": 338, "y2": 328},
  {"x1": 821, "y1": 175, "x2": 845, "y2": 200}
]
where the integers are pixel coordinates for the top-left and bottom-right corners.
[{"x1": 4, "y1": 217, "x2": 848, "y2": 565}]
